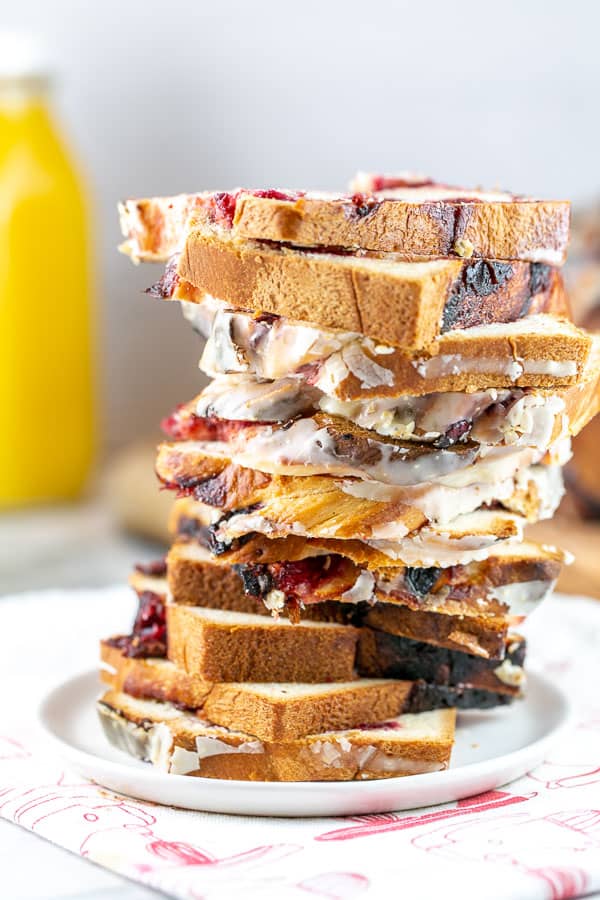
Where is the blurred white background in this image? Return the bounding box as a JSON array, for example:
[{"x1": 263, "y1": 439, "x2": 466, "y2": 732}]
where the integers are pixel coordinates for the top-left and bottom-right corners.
[{"x1": 3, "y1": 0, "x2": 599, "y2": 448}]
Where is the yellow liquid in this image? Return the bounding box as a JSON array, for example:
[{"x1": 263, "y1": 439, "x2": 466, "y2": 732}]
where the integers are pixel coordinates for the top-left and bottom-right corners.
[{"x1": 0, "y1": 87, "x2": 95, "y2": 505}]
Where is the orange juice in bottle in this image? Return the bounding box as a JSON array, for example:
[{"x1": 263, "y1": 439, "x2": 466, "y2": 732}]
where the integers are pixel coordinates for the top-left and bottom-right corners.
[{"x1": 0, "y1": 35, "x2": 95, "y2": 506}]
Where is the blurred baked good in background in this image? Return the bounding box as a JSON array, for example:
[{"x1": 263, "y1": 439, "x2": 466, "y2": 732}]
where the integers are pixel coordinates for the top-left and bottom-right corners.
[
  {"x1": 565, "y1": 206, "x2": 600, "y2": 518},
  {"x1": 103, "y1": 440, "x2": 171, "y2": 545}
]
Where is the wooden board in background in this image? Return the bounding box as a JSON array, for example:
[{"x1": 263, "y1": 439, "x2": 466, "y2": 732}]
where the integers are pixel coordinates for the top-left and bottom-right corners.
[{"x1": 527, "y1": 517, "x2": 600, "y2": 599}]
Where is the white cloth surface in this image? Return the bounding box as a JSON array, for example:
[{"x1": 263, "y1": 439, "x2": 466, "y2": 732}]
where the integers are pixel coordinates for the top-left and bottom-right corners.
[{"x1": 2, "y1": 585, "x2": 600, "y2": 900}]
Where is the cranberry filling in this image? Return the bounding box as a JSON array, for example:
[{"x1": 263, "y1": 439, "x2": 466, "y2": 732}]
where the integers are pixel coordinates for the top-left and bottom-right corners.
[
  {"x1": 347, "y1": 193, "x2": 381, "y2": 219},
  {"x1": 274, "y1": 557, "x2": 348, "y2": 598},
  {"x1": 404, "y1": 567, "x2": 442, "y2": 598},
  {"x1": 433, "y1": 419, "x2": 472, "y2": 449},
  {"x1": 237, "y1": 555, "x2": 352, "y2": 605},
  {"x1": 210, "y1": 191, "x2": 239, "y2": 227},
  {"x1": 145, "y1": 256, "x2": 180, "y2": 299},
  {"x1": 161, "y1": 408, "x2": 262, "y2": 442},
  {"x1": 107, "y1": 590, "x2": 167, "y2": 659},
  {"x1": 297, "y1": 361, "x2": 323, "y2": 385},
  {"x1": 134, "y1": 558, "x2": 167, "y2": 577},
  {"x1": 368, "y1": 175, "x2": 435, "y2": 192},
  {"x1": 251, "y1": 189, "x2": 304, "y2": 202},
  {"x1": 209, "y1": 189, "x2": 304, "y2": 228}
]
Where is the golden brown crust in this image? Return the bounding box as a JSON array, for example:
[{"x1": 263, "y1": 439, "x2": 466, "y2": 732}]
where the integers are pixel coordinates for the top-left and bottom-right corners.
[
  {"x1": 232, "y1": 193, "x2": 570, "y2": 263},
  {"x1": 156, "y1": 442, "x2": 548, "y2": 544},
  {"x1": 99, "y1": 690, "x2": 456, "y2": 781},
  {"x1": 330, "y1": 322, "x2": 593, "y2": 399},
  {"x1": 166, "y1": 604, "x2": 359, "y2": 682},
  {"x1": 175, "y1": 232, "x2": 569, "y2": 350},
  {"x1": 100, "y1": 641, "x2": 212, "y2": 707},
  {"x1": 119, "y1": 190, "x2": 570, "y2": 264},
  {"x1": 202, "y1": 681, "x2": 413, "y2": 742},
  {"x1": 360, "y1": 604, "x2": 507, "y2": 659},
  {"x1": 169, "y1": 498, "x2": 564, "y2": 569},
  {"x1": 169, "y1": 502, "x2": 565, "y2": 569},
  {"x1": 101, "y1": 643, "x2": 413, "y2": 740},
  {"x1": 165, "y1": 552, "x2": 262, "y2": 613}
]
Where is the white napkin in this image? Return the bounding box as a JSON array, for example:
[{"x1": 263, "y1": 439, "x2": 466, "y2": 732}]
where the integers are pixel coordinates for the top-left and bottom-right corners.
[{"x1": 1, "y1": 586, "x2": 600, "y2": 900}]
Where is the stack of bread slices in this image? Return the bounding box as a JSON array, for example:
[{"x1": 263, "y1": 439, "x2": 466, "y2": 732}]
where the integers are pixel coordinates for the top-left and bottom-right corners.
[{"x1": 101, "y1": 172, "x2": 600, "y2": 781}]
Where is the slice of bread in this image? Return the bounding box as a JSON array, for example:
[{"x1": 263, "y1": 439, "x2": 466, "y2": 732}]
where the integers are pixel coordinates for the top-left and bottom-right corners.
[
  {"x1": 164, "y1": 540, "x2": 559, "y2": 658},
  {"x1": 160, "y1": 406, "x2": 572, "y2": 491},
  {"x1": 101, "y1": 641, "x2": 213, "y2": 708},
  {"x1": 169, "y1": 499, "x2": 564, "y2": 572},
  {"x1": 164, "y1": 545, "x2": 510, "y2": 657},
  {"x1": 100, "y1": 643, "x2": 413, "y2": 740},
  {"x1": 98, "y1": 690, "x2": 456, "y2": 780},
  {"x1": 171, "y1": 495, "x2": 526, "y2": 568},
  {"x1": 172, "y1": 343, "x2": 600, "y2": 451},
  {"x1": 168, "y1": 378, "x2": 591, "y2": 457},
  {"x1": 195, "y1": 300, "x2": 595, "y2": 397},
  {"x1": 159, "y1": 413, "x2": 483, "y2": 484},
  {"x1": 170, "y1": 498, "x2": 563, "y2": 569},
  {"x1": 101, "y1": 633, "x2": 523, "y2": 730},
  {"x1": 233, "y1": 185, "x2": 570, "y2": 263},
  {"x1": 356, "y1": 628, "x2": 525, "y2": 695},
  {"x1": 168, "y1": 231, "x2": 569, "y2": 351},
  {"x1": 166, "y1": 604, "x2": 359, "y2": 682},
  {"x1": 119, "y1": 181, "x2": 569, "y2": 264},
  {"x1": 155, "y1": 441, "x2": 561, "y2": 551}
]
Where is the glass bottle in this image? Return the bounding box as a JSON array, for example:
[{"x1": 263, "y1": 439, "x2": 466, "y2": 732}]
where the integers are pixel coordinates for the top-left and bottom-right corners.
[{"x1": 0, "y1": 36, "x2": 95, "y2": 506}]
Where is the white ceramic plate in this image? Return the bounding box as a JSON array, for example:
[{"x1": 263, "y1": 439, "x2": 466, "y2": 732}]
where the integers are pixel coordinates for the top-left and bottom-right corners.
[{"x1": 37, "y1": 669, "x2": 572, "y2": 817}]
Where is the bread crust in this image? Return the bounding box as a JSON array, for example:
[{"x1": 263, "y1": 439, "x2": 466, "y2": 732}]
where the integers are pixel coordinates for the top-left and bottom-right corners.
[
  {"x1": 166, "y1": 604, "x2": 359, "y2": 682},
  {"x1": 100, "y1": 641, "x2": 212, "y2": 707},
  {"x1": 101, "y1": 635, "x2": 521, "y2": 734},
  {"x1": 232, "y1": 193, "x2": 570, "y2": 263},
  {"x1": 164, "y1": 541, "x2": 560, "y2": 658},
  {"x1": 330, "y1": 320, "x2": 593, "y2": 399},
  {"x1": 202, "y1": 681, "x2": 413, "y2": 742},
  {"x1": 175, "y1": 233, "x2": 569, "y2": 350},
  {"x1": 155, "y1": 442, "x2": 552, "y2": 545},
  {"x1": 101, "y1": 643, "x2": 414, "y2": 739},
  {"x1": 119, "y1": 189, "x2": 570, "y2": 263},
  {"x1": 98, "y1": 691, "x2": 456, "y2": 781}
]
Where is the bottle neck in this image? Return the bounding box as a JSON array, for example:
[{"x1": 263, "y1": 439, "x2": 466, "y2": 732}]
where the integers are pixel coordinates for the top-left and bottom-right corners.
[{"x1": 0, "y1": 76, "x2": 50, "y2": 113}]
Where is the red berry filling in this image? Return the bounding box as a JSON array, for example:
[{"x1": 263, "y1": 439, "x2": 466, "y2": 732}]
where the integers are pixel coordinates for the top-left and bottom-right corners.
[
  {"x1": 134, "y1": 558, "x2": 167, "y2": 577},
  {"x1": 209, "y1": 188, "x2": 304, "y2": 228},
  {"x1": 251, "y1": 189, "x2": 304, "y2": 202},
  {"x1": 161, "y1": 408, "x2": 262, "y2": 442},
  {"x1": 107, "y1": 590, "x2": 167, "y2": 658},
  {"x1": 237, "y1": 555, "x2": 355, "y2": 606},
  {"x1": 369, "y1": 174, "x2": 434, "y2": 192},
  {"x1": 210, "y1": 191, "x2": 240, "y2": 227}
]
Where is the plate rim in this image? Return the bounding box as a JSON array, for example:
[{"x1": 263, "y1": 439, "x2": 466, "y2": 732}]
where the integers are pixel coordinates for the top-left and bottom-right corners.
[{"x1": 37, "y1": 667, "x2": 574, "y2": 798}]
